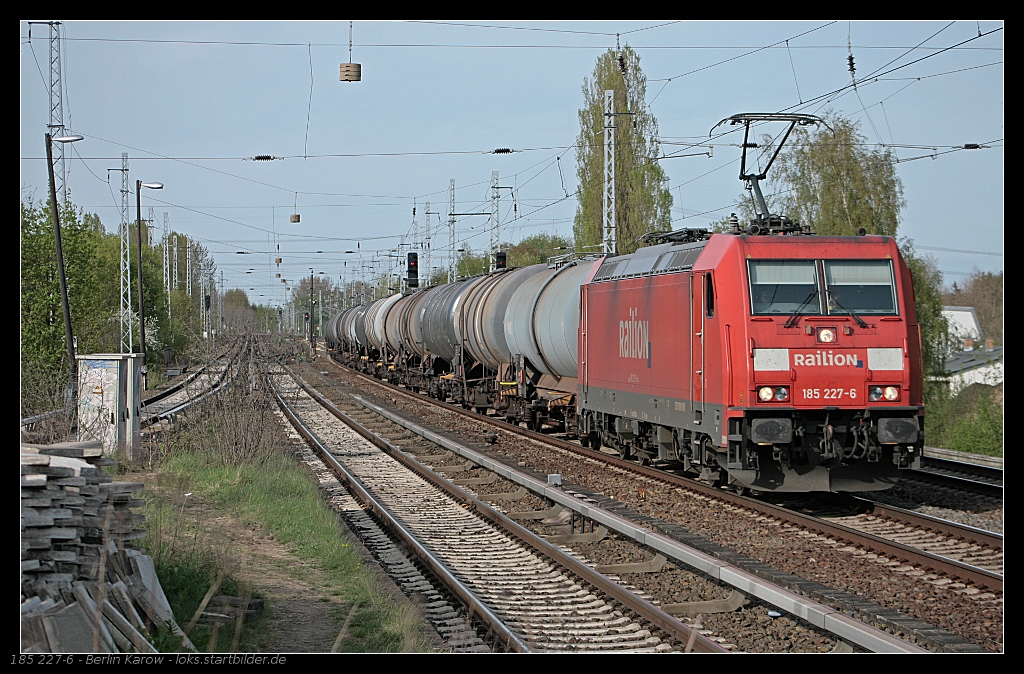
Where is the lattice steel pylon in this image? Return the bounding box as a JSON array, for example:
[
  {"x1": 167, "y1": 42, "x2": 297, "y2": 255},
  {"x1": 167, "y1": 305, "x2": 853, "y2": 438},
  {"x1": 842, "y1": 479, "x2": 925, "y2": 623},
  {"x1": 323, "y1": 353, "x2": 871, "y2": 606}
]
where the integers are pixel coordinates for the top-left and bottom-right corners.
[
  {"x1": 118, "y1": 153, "x2": 134, "y2": 353},
  {"x1": 48, "y1": 21, "x2": 67, "y2": 205},
  {"x1": 162, "y1": 213, "x2": 170, "y2": 320},
  {"x1": 423, "y1": 202, "x2": 431, "y2": 288},
  {"x1": 448, "y1": 180, "x2": 456, "y2": 284},
  {"x1": 173, "y1": 233, "x2": 179, "y2": 290},
  {"x1": 603, "y1": 90, "x2": 616, "y2": 256},
  {"x1": 186, "y1": 237, "x2": 192, "y2": 297},
  {"x1": 489, "y1": 171, "x2": 499, "y2": 272}
]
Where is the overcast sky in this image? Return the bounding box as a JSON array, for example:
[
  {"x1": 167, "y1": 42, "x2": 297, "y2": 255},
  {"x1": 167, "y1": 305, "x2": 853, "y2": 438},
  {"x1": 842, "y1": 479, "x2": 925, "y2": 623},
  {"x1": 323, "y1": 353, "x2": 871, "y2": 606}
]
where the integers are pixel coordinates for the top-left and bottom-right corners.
[{"x1": 21, "y1": 20, "x2": 1003, "y2": 306}]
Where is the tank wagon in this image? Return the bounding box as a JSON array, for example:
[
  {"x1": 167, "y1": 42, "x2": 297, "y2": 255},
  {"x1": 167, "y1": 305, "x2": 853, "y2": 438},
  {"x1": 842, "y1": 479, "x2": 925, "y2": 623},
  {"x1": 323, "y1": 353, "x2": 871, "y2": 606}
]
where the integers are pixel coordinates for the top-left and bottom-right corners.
[{"x1": 326, "y1": 113, "x2": 924, "y2": 492}]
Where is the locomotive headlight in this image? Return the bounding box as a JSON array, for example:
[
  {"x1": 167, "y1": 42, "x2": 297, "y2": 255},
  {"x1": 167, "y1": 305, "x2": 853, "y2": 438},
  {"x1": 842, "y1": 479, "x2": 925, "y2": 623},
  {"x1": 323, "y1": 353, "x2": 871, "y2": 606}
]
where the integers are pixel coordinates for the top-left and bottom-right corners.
[
  {"x1": 817, "y1": 327, "x2": 836, "y2": 343},
  {"x1": 869, "y1": 386, "x2": 883, "y2": 401},
  {"x1": 774, "y1": 386, "x2": 790, "y2": 402},
  {"x1": 883, "y1": 386, "x2": 900, "y2": 401},
  {"x1": 758, "y1": 386, "x2": 775, "y2": 402}
]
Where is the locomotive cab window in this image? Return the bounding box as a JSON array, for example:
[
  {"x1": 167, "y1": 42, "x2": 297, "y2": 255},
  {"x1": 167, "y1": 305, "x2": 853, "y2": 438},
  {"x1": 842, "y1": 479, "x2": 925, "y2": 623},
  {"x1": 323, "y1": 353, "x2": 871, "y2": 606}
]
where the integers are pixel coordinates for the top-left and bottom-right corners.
[
  {"x1": 705, "y1": 273, "x2": 715, "y2": 318},
  {"x1": 748, "y1": 260, "x2": 820, "y2": 315},
  {"x1": 824, "y1": 260, "x2": 897, "y2": 315}
]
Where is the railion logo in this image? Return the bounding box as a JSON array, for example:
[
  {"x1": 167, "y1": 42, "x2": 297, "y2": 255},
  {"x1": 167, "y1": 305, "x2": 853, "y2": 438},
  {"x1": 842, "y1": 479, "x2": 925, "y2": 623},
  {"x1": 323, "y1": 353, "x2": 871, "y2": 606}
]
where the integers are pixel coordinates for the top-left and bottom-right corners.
[
  {"x1": 619, "y1": 308, "x2": 651, "y2": 368},
  {"x1": 793, "y1": 351, "x2": 863, "y2": 368}
]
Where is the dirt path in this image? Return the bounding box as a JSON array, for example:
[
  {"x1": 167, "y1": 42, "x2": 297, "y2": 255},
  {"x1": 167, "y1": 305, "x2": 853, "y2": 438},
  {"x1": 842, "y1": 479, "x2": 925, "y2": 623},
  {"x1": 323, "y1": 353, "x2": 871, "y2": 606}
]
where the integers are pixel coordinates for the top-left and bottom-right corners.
[{"x1": 198, "y1": 513, "x2": 347, "y2": 653}]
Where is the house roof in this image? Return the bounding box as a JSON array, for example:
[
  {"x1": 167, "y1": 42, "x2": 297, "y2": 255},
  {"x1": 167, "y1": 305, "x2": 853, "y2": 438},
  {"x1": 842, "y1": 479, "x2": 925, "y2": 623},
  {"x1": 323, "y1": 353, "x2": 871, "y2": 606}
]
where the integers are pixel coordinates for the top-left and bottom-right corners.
[{"x1": 945, "y1": 346, "x2": 1003, "y2": 375}]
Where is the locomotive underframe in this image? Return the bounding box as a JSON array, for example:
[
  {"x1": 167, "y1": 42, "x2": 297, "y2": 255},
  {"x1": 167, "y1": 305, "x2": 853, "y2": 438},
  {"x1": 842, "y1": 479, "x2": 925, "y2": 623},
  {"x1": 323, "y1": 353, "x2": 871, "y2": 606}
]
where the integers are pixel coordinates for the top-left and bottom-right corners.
[{"x1": 579, "y1": 404, "x2": 922, "y2": 493}]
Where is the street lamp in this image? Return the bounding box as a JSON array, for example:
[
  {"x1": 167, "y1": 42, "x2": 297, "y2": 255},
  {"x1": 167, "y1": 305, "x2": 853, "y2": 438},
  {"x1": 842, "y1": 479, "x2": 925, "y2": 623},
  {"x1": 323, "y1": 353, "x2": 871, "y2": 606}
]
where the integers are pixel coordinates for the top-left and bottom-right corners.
[
  {"x1": 136, "y1": 180, "x2": 163, "y2": 389},
  {"x1": 45, "y1": 132, "x2": 84, "y2": 402}
]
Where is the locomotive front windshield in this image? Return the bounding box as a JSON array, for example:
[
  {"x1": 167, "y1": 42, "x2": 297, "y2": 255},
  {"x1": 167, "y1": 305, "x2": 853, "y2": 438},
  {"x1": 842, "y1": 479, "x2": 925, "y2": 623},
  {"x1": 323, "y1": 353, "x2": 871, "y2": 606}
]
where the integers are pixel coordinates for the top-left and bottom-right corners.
[
  {"x1": 748, "y1": 260, "x2": 820, "y2": 315},
  {"x1": 748, "y1": 259, "x2": 898, "y2": 317},
  {"x1": 824, "y1": 260, "x2": 897, "y2": 315}
]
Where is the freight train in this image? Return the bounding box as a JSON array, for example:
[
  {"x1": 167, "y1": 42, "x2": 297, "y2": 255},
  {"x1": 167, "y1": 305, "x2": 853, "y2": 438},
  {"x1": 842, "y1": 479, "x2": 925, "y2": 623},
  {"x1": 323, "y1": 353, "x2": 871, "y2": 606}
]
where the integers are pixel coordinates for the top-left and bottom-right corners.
[
  {"x1": 325, "y1": 224, "x2": 924, "y2": 492},
  {"x1": 325, "y1": 114, "x2": 924, "y2": 492}
]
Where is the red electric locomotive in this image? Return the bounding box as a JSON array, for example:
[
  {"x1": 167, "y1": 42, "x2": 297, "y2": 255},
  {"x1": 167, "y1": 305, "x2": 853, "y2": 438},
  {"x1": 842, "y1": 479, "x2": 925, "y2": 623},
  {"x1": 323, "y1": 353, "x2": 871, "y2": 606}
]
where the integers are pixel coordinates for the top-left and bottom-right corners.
[
  {"x1": 575, "y1": 114, "x2": 923, "y2": 492},
  {"x1": 577, "y1": 228, "x2": 924, "y2": 492}
]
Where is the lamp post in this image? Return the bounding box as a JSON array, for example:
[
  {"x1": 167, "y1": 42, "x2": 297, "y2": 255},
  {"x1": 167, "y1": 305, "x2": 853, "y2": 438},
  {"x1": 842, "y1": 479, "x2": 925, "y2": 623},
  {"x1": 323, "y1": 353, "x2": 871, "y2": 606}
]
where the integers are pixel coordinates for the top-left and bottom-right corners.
[
  {"x1": 44, "y1": 131, "x2": 84, "y2": 401},
  {"x1": 136, "y1": 180, "x2": 163, "y2": 389}
]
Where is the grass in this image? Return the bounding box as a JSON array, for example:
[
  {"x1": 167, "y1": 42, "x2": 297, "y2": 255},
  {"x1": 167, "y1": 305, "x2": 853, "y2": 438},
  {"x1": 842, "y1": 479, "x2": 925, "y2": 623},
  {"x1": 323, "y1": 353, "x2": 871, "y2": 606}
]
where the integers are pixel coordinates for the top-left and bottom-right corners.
[{"x1": 136, "y1": 356, "x2": 434, "y2": 653}]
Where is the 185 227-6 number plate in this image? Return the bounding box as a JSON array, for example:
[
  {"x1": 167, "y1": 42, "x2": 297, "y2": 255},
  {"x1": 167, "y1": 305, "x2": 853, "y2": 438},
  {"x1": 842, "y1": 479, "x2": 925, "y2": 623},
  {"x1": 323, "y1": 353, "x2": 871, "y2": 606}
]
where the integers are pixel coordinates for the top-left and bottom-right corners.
[{"x1": 802, "y1": 388, "x2": 857, "y2": 400}]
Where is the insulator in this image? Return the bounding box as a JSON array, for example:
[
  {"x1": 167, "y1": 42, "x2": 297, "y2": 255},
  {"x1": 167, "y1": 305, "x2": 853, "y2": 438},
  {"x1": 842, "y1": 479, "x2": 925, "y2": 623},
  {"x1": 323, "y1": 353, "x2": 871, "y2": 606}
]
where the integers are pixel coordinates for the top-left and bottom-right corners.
[
  {"x1": 618, "y1": 54, "x2": 626, "y2": 74},
  {"x1": 848, "y1": 54, "x2": 856, "y2": 75},
  {"x1": 493, "y1": 148, "x2": 513, "y2": 154},
  {"x1": 963, "y1": 143, "x2": 980, "y2": 150},
  {"x1": 253, "y1": 155, "x2": 276, "y2": 161}
]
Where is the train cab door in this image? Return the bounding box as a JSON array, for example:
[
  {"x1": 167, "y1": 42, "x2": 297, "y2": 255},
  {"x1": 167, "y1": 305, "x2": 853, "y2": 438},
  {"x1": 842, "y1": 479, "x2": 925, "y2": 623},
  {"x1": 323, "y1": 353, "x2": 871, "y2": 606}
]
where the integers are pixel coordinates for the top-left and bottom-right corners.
[
  {"x1": 690, "y1": 273, "x2": 704, "y2": 425},
  {"x1": 580, "y1": 284, "x2": 589, "y2": 404}
]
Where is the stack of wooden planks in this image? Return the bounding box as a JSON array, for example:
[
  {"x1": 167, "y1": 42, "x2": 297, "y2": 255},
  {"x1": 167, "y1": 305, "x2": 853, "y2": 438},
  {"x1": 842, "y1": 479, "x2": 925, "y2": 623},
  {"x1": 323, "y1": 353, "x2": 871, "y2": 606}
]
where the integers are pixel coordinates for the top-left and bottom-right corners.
[{"x1": 21, "y1": 441, "x2": 195, "y2": 653}]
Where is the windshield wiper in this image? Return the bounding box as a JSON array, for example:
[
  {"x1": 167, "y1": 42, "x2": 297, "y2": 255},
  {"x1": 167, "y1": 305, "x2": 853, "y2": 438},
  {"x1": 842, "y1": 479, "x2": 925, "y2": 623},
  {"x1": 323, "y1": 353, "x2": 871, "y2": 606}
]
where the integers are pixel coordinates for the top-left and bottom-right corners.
[
  {"x1": 784, "y1": 290, "x2": 819, "y2": 328},
  {"x1": 827, "y1": 291, "x2": 869, "y2": 328}
]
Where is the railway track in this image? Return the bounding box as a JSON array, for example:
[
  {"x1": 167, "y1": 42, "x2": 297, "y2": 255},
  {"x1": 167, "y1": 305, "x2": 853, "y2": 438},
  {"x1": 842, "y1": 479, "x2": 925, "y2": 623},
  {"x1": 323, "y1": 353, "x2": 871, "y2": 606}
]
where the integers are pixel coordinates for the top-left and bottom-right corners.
[
  {"x1": 141, "y1": 339, "x2": 245, "y2": 427},
  {"x1": 311, "y1": 357, "x2": 1000, "y2": 651},
  {"x1": 269, "y1": 363, "x2": 729, "y2": 653},
  {"x1": 905, "y1": 449, "x2": 1003, "y2": 496},
  {"x1": 285, "y1": 359, "x2": 945, "y2": 653}
]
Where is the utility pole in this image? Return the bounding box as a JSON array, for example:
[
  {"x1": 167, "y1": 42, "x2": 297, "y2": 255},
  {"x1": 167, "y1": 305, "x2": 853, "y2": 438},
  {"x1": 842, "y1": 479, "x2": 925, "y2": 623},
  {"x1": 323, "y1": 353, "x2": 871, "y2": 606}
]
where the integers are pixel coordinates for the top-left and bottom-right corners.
[
  {"x1": 423, "y1": 202, "x2": 434, "y2": 288},
  {"x1": 218, "y1": 270, "x2": 224, "y2": 340},
  {"x1": 411, "y1": 199, "x2": 418, "y2": 259},
  {"x1": 45, "y1": 133, "x2": 77, "y2": 398},
  {"x1": 603, "y1": 90, "x2": 616, "y2": 256},
  {"x1": 448, "y1": 180, "x2": 456, "y2": 283},
  {"x1": 309, "y1": 269, "x2": 315, "y2": 357}
]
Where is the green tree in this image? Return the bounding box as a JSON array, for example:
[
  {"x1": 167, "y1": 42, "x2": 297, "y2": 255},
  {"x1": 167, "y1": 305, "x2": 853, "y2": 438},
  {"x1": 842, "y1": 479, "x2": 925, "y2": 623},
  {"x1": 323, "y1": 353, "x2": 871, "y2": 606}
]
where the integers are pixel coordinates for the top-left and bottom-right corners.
[
  {"x1": 506, "y1": 233, "x2": 573, "y2": 267},
  {"x1": 21, "y1": 198, "x2": 108, "y2": 373},
  {"x1": 943, "y1": 270, "x2": 1003, "y2": 346},
  {"x1": 574, "y1": 46, "x2": 672, "y2": 254}
]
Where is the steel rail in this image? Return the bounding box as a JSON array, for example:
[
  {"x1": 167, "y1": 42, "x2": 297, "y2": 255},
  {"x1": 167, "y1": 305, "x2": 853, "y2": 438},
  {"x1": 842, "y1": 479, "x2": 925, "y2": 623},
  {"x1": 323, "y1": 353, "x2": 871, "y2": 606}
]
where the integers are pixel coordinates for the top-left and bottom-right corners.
[
  {"x1": 284, "y1": 365, "x2": 729, "y2": 653},
  {"x1": 141, "y1": 341, "x2": 236, "y2": 407},
  {"x1": 271, "y1": 374, "x2": 533, "y2": 653},
  {"x1": 339, "y1": 366, "x2": 1002, "y2": 593},
  {"x1": 141, "y1": 339, "x2": 247, "y2": 426},
  {"x1": 852, "y1": 499, "x2": 1003, "y2": 552},
  {"x1": 333, "y1": 385, "x2": 931, "y2": 653},
  {"x1": 907, "y1": 456, "x2": 1003, "y2": 497}
]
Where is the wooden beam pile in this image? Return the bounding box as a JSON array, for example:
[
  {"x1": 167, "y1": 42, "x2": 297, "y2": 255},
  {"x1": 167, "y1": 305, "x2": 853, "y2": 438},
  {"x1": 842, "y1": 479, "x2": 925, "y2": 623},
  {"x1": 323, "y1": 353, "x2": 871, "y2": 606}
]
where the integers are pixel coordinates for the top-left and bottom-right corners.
[{"x1": 21, "y1": 441, "x2": 195, "y2": 653}]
